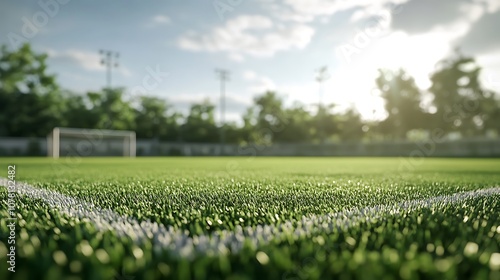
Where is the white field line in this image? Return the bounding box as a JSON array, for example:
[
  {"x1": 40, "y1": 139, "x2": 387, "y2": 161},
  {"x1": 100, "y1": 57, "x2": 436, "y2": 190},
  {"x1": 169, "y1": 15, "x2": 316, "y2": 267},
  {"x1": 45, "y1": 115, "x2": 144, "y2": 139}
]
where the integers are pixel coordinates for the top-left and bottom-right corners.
[{"x1": 1, "y1": 178, "x2": 500, "y2": 259}]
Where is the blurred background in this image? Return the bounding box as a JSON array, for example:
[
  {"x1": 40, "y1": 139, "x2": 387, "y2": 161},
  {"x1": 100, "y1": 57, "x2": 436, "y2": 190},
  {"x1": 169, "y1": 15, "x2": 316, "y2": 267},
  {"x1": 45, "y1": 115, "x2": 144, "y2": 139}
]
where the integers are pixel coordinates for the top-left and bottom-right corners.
[{"x1": 1, "y1": 0, "x2": 499, "y2": 157}]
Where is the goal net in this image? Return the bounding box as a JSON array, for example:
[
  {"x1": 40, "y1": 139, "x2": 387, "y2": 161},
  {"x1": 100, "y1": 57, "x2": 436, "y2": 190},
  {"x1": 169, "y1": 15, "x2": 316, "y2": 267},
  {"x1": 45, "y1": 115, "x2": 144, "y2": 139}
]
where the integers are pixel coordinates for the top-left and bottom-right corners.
[{"x1": 47, "y1": 127, "x2": 136, "y2": 158}]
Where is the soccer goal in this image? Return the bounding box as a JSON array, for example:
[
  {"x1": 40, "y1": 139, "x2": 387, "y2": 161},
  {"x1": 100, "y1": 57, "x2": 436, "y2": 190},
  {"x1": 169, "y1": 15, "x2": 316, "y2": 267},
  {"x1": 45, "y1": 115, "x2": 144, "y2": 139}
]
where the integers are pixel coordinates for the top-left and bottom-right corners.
[{"x1": 47, "y1": 127, "x2": 136, "y2": 158}]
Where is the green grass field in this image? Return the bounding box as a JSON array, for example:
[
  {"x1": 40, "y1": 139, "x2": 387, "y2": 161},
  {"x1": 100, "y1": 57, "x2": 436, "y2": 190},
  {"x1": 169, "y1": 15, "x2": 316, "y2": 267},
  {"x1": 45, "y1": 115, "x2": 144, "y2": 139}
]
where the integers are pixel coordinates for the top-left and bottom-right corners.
[{"x1": 1, "y1": 157, "x2": 500, "y2": 280}]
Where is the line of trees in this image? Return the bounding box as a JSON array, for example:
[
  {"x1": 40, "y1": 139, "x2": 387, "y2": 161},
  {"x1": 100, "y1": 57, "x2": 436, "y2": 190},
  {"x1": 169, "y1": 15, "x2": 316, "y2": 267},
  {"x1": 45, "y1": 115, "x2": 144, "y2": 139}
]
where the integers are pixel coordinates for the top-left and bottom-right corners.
[{"x1": 1, "y1": 44, "x2": 499, "y2": 144}]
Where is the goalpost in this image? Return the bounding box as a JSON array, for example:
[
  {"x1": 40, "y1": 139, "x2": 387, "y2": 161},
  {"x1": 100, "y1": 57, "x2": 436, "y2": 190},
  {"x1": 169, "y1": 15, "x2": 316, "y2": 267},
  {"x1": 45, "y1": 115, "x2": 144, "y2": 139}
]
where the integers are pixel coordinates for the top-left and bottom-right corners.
[{"x1": 47, "y1": 127, "x2": 136, "y2": 158}]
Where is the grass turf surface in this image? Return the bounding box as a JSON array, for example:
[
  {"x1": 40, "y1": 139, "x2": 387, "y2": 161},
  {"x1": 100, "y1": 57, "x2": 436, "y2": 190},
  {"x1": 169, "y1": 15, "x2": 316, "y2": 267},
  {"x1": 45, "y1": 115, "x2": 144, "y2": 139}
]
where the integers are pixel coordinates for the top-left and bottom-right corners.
[{"x1": 1, "y1": 157, "x2": 500, "y2": 279}]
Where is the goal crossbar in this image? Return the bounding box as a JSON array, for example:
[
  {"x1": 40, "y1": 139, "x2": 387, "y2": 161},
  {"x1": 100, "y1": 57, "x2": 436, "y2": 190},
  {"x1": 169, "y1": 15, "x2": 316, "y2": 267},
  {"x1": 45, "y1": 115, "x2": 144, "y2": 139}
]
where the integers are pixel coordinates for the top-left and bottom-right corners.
[{"x1": 47, "y1": 127, "x2": 136, "y2": 158}]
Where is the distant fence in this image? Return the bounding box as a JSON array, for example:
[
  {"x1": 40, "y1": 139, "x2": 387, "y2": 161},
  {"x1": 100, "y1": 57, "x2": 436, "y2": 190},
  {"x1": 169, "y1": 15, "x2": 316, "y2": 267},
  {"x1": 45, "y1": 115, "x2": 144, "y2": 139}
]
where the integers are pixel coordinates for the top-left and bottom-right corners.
[{"x1": 0, "y1": 137, "x2": 499, "y2": 157}]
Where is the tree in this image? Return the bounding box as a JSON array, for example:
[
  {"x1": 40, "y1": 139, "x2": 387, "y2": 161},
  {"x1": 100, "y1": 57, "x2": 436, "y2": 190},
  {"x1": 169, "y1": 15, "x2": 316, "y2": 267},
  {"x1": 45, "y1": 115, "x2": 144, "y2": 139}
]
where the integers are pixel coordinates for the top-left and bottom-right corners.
[
  {"x1": 239, "y1": 106, "x2": 260, "y2": 144},
  {"x1": 222, "y1": 122, "x2": 245, "y2": 144},
  {"x1": 337, "y1": 108, "x2": 364, "y2": 141},
  {"x1": 482, "y1": 98, "x2": 500, "y2": 135},
  {"x1": 61, "y1": 90, "x2": 99, "y2": 129},
  {"x1": 86, "y1": 87, "x2": 135, "y2": 131},
  {"x1": 135, "y1": 96, "x2": 169, "y2": 139},
  {"x1": 376, "y1": 68, "x2": 425, "y2": 139},
  {"x1": 274, "y1": 102, "x2": 313, "y2": 143},
  {"x1": 428, "y1": 52, "x2": 488, "y2": 137},
  {"x1": 182, "y1": 100, "x2": 219, "y2": 143},
  {"x1": 312, "y1": 103, "x2": 338, "y2": 143},
  {"x1": 252, "y1": 91, "x2": 288, "y2": 143},
  {"x1": 0, "y1": 43, "x2": 65, "y2": 137}
]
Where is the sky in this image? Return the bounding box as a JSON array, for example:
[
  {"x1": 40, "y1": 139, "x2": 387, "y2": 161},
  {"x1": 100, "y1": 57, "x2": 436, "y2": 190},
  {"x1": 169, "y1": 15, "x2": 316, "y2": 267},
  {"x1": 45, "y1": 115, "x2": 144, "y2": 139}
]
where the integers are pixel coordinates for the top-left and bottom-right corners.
[{"x1": 1, "y1": 0, "x2": 500, "y2": 124}]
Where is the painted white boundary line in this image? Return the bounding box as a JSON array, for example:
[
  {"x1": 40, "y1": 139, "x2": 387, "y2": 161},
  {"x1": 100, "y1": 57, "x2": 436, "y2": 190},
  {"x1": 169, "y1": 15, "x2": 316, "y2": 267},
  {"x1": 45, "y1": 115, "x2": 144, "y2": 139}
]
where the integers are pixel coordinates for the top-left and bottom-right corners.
[{"x1": 1, "y1": 178, "x2": 499, "y2": 258}]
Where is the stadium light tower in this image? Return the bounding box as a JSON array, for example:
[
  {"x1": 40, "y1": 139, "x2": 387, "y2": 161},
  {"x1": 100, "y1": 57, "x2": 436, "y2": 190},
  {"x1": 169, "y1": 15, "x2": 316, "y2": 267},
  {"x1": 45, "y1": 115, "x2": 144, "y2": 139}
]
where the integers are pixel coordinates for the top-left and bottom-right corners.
[
  {"x1": 215, "y1": 69, "x2": 230, "y2": 154},
  {"x1": 99, "y1": 49, "x2": 120, "y2": 89},
  {"x1": 315, "y1": 66, "x2": 330, "y2": 110},
  {"x1": 316, "y1": 66, "x2": 330, "y2": 144}
]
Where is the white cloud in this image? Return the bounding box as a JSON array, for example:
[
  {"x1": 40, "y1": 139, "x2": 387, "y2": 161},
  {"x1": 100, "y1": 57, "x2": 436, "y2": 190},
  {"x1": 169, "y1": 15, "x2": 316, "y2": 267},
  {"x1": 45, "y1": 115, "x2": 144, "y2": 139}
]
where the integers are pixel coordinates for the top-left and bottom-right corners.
[
  {"x1": 228, "y1": 53, "x2": 245, "y2": 62},
  {"x1": 276, "y1": 0, "x2": 408, "y2": 22},
  {"x1": 449, "y1": 0, "x2": 500, "y2": 35},
  {"x1": 332, "y1": 0, "x2": 500, "y2": 98},
  {"x1": 146, "y1": 15, "x2": 171, "y2": 28},
  {"x1": 177, "y1": 15, "x2": 315, "y2": 60},
  {"x1": 153, "y1": 15, "x2": 170, "y2": 24},
  {"x1": 243, "y1": 71, "x2": 277, "y2": 93},
  {"x1": 119, "y1": 67, "x2": 133, "y2": 78},
  {"x1": 460, "y1": 2, "x2": 486, "y2": 22},
  {"x1": 47, "y1": 49, "x2": 132, "y2": 77},
  {"x1": 348, "y1": 2, "x2": 402, "y2": 24},
  {"x1": 243, "y1": 70, "x2": 257, "y2": 80},
  {"x1": 476, "y1": 50, "x2": 500, "y2": 91},
  {"x1": 473, "y1": 0, "x2": 500, "y2": 13}
]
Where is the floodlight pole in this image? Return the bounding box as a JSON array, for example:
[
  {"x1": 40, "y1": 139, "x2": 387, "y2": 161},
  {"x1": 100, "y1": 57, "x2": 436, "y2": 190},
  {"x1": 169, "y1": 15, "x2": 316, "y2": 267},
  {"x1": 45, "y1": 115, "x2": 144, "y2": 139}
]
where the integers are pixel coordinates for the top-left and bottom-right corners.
[
  {"x1": 316, "y1": 66, "x2": 330, "y2": 144},
  {"x1": 99, "y1": 49, "x2": 120, "y2": 89},
  {"x1": 316, "y1": 66, "x2": 329, "y2": 110},
  {"x1": 215, "y1": 69, "x2": 230, "y2": 154}
]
